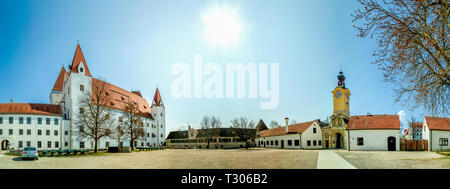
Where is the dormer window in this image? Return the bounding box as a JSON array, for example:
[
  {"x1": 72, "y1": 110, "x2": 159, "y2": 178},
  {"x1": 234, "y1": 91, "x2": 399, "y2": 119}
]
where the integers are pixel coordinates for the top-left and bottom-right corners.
[{"x1": 80, "y1": 67, "x2": 84, "y2": 72}]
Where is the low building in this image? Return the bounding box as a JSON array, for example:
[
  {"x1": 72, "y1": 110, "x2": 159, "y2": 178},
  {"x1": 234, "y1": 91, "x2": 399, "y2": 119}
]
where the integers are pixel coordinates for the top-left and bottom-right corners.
[
  {"x1": 422, "y1": 116, "x2": 450, "y2": 151},
  {"x1": 166, "y1": 126, "x2": 255, "y2": 149},
  {"x1": 255, "y1": 120, "x2": 323, "y2": 149},
  {"x1": 346, "y1": 115, "x2": 400, "y2": 151}
]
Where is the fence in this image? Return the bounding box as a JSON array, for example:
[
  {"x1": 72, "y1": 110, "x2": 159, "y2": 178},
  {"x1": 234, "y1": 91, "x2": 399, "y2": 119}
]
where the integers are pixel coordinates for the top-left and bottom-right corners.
[{"x1": 400, "y1": 139, "x2": 428, "y2": 151}]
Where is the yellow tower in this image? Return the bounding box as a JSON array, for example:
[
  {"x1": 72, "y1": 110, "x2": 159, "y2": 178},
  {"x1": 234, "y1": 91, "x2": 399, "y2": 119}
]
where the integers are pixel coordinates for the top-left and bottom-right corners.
[{"x1": 322, "y1": 71, "x2": 351, "y2": 149}]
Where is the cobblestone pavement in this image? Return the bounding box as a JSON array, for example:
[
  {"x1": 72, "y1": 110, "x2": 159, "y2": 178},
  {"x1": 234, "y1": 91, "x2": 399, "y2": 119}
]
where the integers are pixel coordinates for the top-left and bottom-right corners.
[
  {"x1": 336, "y1": 151, "x2": 450, "y2": 169},
  {"x1": 0, "y1": 148, "x2": 319, "y2": 169}
]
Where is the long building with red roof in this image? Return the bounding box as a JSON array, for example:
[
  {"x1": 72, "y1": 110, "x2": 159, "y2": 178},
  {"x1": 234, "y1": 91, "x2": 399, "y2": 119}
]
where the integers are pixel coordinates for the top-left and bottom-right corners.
[{"x1": 0, "y1": 44, "x2": 165, "y2": 151}]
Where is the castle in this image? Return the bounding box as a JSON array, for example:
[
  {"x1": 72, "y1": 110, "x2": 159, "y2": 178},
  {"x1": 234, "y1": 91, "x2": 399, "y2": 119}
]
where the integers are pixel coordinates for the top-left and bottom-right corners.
[{"x1": 0, "y1": 44, "x2": 165, "y2": 150}]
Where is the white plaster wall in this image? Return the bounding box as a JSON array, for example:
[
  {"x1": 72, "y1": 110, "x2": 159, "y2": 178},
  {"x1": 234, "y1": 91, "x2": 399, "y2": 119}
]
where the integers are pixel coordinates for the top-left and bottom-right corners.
[
  {"x1": 347, "y1": 129, "x2": 400, "y2": 151},
  {"x1": 301, "y1": 122, "x2": 323, "y2": 149},
  {"x1": 0, "y1": 114, "x2": 62, "y2": 150},
  {"x1": 429, "y1": 130, "x2": 450, "y2": 151},
  {"x1": 255, "y1": 134, "x2": 302, "y2": 149}
]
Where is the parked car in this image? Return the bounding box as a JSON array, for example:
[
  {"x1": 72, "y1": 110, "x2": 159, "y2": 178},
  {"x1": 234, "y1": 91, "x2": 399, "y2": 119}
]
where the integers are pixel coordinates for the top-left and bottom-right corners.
[{"x1": 22, "y1": 147, "x2": 39, "y2": 160}]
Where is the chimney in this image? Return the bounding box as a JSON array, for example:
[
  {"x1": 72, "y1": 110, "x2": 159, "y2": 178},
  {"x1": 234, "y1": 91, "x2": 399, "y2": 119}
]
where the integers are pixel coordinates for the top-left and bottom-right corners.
[
  {"x1": 284, "y1": 117, "x2": 289, "y2": 133},
  {"x1": 10, "y1": 99, "x2": 13, "y2": 103},
  {"x1": 188, "y1": 125, "x2": 191, "y2": 130}
]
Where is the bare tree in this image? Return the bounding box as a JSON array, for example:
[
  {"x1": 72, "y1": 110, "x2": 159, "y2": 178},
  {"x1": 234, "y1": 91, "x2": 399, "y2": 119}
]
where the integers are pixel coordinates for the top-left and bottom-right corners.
[
  {"x1": 231, "y1": 117, "x2": 256, "y2": 149},
  {"x1": 269, "y1": 120, "x2": 280, "y2": 128},
  {"x1": 120, "y1": 99, "x2": 145, "y2": 151},
  {"x1": 352, "y1": 0, "x2": 449, "y2": 115},
  {"x1": 199, "y1": 116, "x2": 222, "y2": 149},
  {"x1": 408, "y1": 115, "x2": 418, "y2": 140},
  {"x1": 74, "y1": 79, "x2": 115, "y2": 153}
]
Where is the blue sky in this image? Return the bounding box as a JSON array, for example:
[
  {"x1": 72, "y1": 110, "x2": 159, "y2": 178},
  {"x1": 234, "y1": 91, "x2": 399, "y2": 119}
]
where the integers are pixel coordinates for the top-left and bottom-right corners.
[{"x1": 0, "y1": 0, "x2": 426, "y2": 132}]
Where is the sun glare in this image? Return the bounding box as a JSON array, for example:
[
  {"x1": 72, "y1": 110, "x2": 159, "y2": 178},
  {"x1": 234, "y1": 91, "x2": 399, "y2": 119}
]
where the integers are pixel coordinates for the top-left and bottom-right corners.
[{"x1": 203, "y1": 6, "x2": 242, "y2": 46}]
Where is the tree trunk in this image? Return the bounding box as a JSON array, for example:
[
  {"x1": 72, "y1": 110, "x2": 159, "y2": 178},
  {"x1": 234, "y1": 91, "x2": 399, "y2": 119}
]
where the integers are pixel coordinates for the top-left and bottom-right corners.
[
  {"x1": 94, "y1": 139, "x2": 98, "y2": 153},
  {"x1": 130, "y1": 139, "x2": 134, "y2": 151}
]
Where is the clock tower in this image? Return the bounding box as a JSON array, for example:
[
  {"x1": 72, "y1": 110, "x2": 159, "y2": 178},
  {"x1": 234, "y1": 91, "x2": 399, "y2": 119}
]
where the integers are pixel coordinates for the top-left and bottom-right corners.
[{"x1": 322, "y1": 71, "x2": 351, "y2": 149}]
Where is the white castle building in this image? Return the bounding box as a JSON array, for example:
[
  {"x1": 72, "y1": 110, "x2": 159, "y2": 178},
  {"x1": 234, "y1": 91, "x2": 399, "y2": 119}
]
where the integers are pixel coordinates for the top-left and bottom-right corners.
[{"x1": 0, "y1": 44, "x2": 165, "y2": 150}]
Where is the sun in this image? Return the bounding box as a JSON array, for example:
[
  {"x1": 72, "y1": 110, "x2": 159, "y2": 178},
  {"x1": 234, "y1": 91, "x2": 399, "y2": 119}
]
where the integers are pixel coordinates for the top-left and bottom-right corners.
[{"x1": 203, "y1": 6, "x2": 242, "y2": 46}]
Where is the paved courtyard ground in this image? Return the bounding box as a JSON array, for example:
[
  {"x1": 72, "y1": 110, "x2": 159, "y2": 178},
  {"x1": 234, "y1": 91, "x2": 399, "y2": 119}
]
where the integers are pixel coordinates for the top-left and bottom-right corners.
[
  {"x1": 0, "y1": 148, "x2": 318, "y2": 169},
  {"x1": 336, "y1": 150, "x2": 450, "y2": 169},
  {"x1": 0, "y1": 149, "x2": 448, "y2": 169}
]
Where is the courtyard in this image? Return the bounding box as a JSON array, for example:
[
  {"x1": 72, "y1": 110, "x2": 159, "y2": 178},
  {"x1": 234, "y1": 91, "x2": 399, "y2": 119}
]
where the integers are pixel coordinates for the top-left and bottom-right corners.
[{"x1": 0, "y1": 148, "x2": 449, "y2": 169}]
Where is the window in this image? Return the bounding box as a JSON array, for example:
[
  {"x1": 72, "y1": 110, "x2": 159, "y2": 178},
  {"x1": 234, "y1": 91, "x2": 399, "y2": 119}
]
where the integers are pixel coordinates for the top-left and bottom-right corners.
[
  {"x1": 307, "y1": 140, "x2": 311, "y2": 146},
  {"x1": 313, "y1": 140, "x2": 317, "y2": 146},
  {"x1": 37, "y1": 141, "x2": 42, "y2": 148},
  {"x1": 313, "y1": 128, "x2": 316, "y2": 133},
  {"x1": 19, "y1": 141, "x2": 23, "y2": 148},
  {"x1": 80, "y1": 67, "x2": 84, "y2": 72},
  {"x1": 37, "y1": 130, "x2": 42, "y2": 135},
  {"x1": 288, "y1": 140, "x2": 292, "y2": 146},
  {"x1": 106, "y1": 142, "x2": 110, "y2": 148},
  {"x1": 47, "y1": 141, "x2": 52, "y2": 148},
  {"x1": 55, "y1": 141, "x2": 59, "y2": 148},
  {"x1": 439, "y1": 138, "x2": 448, "y2": 146},
  {"x1": 80, "y1": 85, "x2": 84, "y2": 91},
  {"x1": 161, "y1": 124, "x2": 163, "y2": 128},
  {"x1": 27, "y1": 117, "x2": 31, "y2": 124},
  {"x1": 147, "y1": 133, "x2": 150, "y2": 137},
  {"x1": 80, "y1": 142, "x2": 85, "y2": 148},
  {"x1": 9, "y1": 117, "x2": 13, "y2": 124},
  {"x1": 46, "y1": 118, "x2": 50, "y2": 125},
  {"x1": 46, "y1": 130, "x2": 50, "y2": 136},
  {"x1": 27, "y1": 129, "x2": 31, "y2": 135},
  {"x1": 161, "y1": 113, "x2": 163, "y2": 117},
  {"x1": 0, "y1": 129, "x2": 2, "y2": 135},
  {"x1": 318, "y1": 140, "x2": 322, "y2": 146},
  {"x1": 161, "y1": 134, "x2": 163, "y2": 138},
  {"x1": 19, "y1": 117, "x2": 24, "y2": 124},
  {"x1": 19, "y1": 129, "x2": 23, "y2": 135},
  {"x1": 9, "y1": 129, "x2": 13, "y2": 135},
  {"x1": 270, "y1": 141, "x2": 273, "y2": 145},
  {"x1": 54, "y1": 118, "x2": 59, "y2": 125},
  {"x1": 65, "y1": 131, "x2": 68, "y2": 135},
  {"x1": 54, "y1": 130, "x2": 58, "y2": 136},
  {"x1": 275, "y1": 140, "x2": 279, "y2": 145},
  {"x1": 357, "y1": 137, "x2": 364, "y2": 146},
  {"x1": 38, "y1": 117, "x2": 42, "y2": 124},
  {"x1": 294, "y1": 140, "x2": 300, "y2": 146},
  {"x1": 80, "y1": 108, "x2": 84, "y2": 114},
  {"x1": 26, "y1": 141, "x2": 31, "y2": 147},
  {"x1": 64, "y1": 142, "x2": 68, "y2": 147},
  {"x1": 0, "y1": 117, "x2": 2, "y2": 124},
  {"x1": 266, "y1": 141, "x2": 269, "y2": 145},
  {"x1": 80, "y1": 126, "x2": 84, "y2": 132}
]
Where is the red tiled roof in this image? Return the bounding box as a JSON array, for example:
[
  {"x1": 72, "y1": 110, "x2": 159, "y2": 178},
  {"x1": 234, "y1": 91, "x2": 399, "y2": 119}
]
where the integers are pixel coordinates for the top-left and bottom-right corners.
[
  {"x1": 0, "y1": 103, "x2": 62, "y2": 116},
  {"x1": 347, "y1": 115, "x2": 400, "y2": 130},
  {"x1": 152, "y1": 88, "x2": 163, "y2": 107},
  {"x1": 70, "y1": 44, "x2": 91, "y2": 76},
  {"x1": 411, "y1": 122, "x2": 423, "y2": 129},
  {"x1": 92, "y1": 78, "x2": 152, "y2": 119},
  {"x1": 258, "y1": 120, "x2": 316, "y2": 137},
  {"x1": 52, "y1": 67, "x2": 66, "y2": 91},
  {"x1": 425, "y1": 116, "x2": 450, "y2": 131}
]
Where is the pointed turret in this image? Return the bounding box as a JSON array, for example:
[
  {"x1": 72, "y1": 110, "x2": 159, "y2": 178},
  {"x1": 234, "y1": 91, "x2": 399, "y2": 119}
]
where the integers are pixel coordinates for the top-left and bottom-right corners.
[
  {"x1": 152, "y1": 88, "x2": 163, "y2": 107},
  {"x1": 70, "y1": 44, "x2": 91, "y2": 76},
  {"x1": 255, "y1": 119, "x2": 268, "y2": 133},
  {"x1": 52, "y1": 67, "x2": 66, "y2": 91}
]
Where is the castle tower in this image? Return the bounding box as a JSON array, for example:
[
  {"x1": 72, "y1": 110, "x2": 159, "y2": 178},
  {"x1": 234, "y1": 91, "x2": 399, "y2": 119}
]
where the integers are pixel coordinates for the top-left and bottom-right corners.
[
  {"x1": 330, "y1": 71, "x2": 351, "y2": 126},
  {"x1": 50, "y1": 67, "x2": 66, "y2": 105},
  {"x1": 322, "y1": 71, "x2": 351, "y2": 149},
  {"x1": 151, "y1": 88, "x2": 165, "y2": 146}
]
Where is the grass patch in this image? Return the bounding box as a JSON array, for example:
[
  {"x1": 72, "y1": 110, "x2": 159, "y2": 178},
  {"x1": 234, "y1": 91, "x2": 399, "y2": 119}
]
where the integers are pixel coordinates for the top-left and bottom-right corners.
[{"x1": 436, "y1": 151, "x2": 450, "y2": 156}]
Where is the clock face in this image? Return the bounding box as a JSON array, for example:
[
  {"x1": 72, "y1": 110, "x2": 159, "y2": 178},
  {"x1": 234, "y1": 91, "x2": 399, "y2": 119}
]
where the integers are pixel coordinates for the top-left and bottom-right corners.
[{"x1": 335, "y1": 91, "x2": 342, "y2": 98}]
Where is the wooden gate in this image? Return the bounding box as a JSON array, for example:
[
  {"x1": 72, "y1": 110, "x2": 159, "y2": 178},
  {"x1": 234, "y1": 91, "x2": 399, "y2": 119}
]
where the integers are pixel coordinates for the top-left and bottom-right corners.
[{"x1": 400, "y1": 139, "x2": 428, "y2": 151}]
